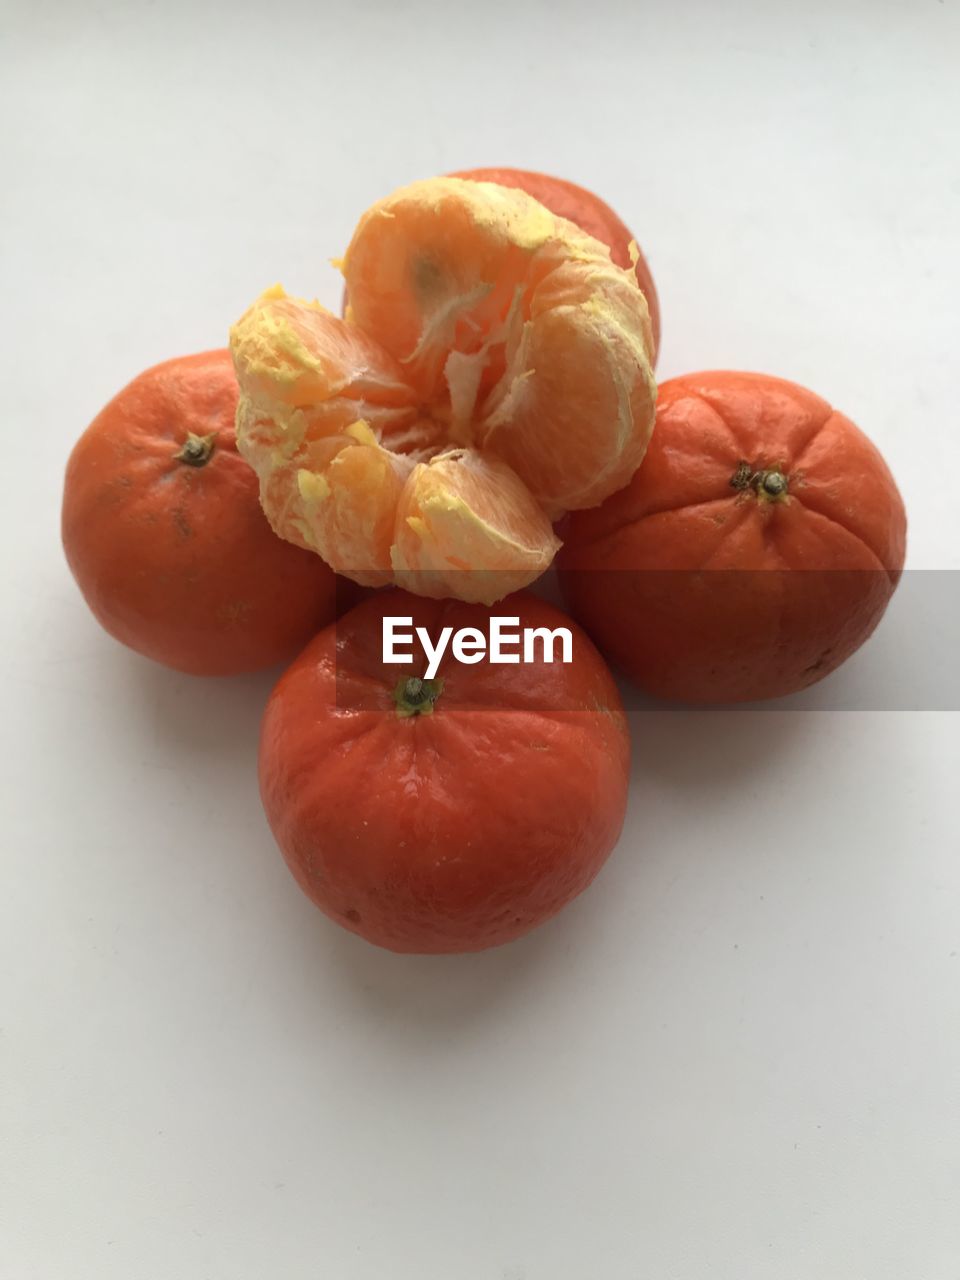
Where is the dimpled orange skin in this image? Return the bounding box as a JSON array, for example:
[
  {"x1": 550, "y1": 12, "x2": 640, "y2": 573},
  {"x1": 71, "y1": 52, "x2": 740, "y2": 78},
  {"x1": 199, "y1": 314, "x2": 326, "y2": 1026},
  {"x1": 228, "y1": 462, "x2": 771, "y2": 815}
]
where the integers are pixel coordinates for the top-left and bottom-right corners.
[
  {"x1": 452, "y1": 167, "x2": 661, "y2": 361},
  {"x1": 558, "y1": 371, "x2": 907, "y2": 703},
  {"x1": 62, "y1": 351, "x2": 340, "y2": 676},
  {"x1": 259, "y1": 590, "x2": 630, "y2": 953}
]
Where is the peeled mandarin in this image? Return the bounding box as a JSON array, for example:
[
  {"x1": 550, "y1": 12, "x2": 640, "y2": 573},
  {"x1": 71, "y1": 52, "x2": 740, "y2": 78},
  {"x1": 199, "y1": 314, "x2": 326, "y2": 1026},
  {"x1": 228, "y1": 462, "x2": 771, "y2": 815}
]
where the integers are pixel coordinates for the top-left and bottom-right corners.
[{"x1": 230, "y1": 178, "x2": 656, "y2": 604}]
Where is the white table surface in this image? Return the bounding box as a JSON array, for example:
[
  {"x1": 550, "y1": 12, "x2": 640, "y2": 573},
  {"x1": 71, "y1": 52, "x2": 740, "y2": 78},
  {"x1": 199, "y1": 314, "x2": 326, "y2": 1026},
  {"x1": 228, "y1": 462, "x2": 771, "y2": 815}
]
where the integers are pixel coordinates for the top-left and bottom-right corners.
[{"x1": 3, "y1": 2, "x2": 958, "y2": 1277}]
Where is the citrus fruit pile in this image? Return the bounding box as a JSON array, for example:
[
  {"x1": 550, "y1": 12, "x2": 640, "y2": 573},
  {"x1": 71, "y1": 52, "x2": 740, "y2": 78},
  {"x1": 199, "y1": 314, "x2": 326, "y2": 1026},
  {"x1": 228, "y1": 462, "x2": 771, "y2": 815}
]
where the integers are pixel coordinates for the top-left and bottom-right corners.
[{"x1": 63, "y1": 167, "x2": 907, "y2": 954}]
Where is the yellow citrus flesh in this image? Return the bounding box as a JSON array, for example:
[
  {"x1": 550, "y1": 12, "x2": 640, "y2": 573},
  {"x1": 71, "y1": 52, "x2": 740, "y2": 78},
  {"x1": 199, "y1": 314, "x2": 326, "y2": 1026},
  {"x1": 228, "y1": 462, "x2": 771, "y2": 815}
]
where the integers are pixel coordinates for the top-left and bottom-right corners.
[
  {"x1": 230, "y1": 178, "x2": 656, "y2": 604},
  {"x1": 392, "y1": 450, "x2": 560, "y2": 602}
]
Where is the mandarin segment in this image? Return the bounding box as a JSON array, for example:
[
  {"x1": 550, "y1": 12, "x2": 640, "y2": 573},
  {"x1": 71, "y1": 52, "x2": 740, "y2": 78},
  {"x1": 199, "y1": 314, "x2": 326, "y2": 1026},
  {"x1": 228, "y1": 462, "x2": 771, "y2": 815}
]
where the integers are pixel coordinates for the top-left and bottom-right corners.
[
  {"x1": 450, "y1": 166, "x2": 661, "y2": 359},
  {"x1": 343, "y1": 179, "x2": 558, "y2": 399},
  {"x1": 302, "y1": 428, "x2": 414, "y2": 585},
  {"x1": 231, "y1": 284, "x2": 415, "y2": 408},
  {"x1": 479, "y1": 260, "x2": 656, "y2": 511},
  {"x1": 230, "y1": 178, "x2": 656, "y2": 603},
  {"x1": 391, "y1": 451, "x2": 560, "y2": 602}
]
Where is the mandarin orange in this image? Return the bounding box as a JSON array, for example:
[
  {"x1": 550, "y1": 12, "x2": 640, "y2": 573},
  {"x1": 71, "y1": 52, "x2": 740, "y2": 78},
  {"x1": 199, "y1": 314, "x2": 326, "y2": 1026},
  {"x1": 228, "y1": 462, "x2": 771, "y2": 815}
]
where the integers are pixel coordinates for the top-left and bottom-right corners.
[
  {"x1": 230, "y1": 178, "x2": 656, "y2": 604},
  {"x1": 558, "y1": 371, "x2": 907, "y2": 703},
  {"x1": 63, "y1": 351, "x2": 340, "y2": 676},
  {"x1": 258, "y1": 589, "x2": 630, "y2": 952}
]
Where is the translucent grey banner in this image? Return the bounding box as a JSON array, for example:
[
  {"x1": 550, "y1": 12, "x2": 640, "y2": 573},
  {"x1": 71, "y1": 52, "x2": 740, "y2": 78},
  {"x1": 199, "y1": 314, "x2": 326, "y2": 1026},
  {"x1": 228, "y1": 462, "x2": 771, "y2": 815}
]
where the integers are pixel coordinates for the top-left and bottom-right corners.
[{"x1": 330, "y1": 571, "x2": 959, "y2": 712}]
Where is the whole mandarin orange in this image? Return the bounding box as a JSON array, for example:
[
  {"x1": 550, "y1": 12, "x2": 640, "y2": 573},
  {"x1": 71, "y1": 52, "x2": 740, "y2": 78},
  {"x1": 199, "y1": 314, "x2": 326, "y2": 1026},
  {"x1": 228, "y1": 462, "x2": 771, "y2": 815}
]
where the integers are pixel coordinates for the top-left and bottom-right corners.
[
  {"x1": 258, "y1": 589, "x2": 630, "y2": 952},
  {"x1": 63, "y1": 350, "x2": 340, "y2": 676},
  {"x1": 558, "y1": 371, "x2": 907, "y2": 703}
]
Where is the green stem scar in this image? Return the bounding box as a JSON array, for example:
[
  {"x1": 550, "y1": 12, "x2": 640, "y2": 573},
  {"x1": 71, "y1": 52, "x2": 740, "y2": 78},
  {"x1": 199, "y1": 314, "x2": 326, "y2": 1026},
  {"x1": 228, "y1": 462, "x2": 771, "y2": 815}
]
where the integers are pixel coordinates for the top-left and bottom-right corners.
[
  {"x1": 730, "y1": 461, "x2": 789, "y2": 502},
  {"x1": 393, "y1": 676, "x2": 444, "y2": 718},
  {"x1": 175, "y1": 432, "x2": 217, "y2": 468},
  {"x1": 760, "y1": 470, "x2": 788, "y2": 497}
]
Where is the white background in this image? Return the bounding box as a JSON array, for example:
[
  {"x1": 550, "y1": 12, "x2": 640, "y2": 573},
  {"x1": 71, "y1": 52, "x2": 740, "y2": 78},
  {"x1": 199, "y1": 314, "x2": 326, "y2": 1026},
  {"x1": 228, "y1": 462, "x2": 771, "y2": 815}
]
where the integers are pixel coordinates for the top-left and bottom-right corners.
[{"x1": 3, "y1": 1, "x2": 959, "y2": 1276}]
